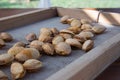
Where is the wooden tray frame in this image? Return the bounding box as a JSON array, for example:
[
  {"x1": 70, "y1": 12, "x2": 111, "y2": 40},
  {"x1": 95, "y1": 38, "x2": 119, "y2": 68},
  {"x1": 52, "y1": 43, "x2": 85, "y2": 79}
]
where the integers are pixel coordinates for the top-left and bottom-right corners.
[{"x1": 0, "y1": 7, "x2": 120, "y2": 80}]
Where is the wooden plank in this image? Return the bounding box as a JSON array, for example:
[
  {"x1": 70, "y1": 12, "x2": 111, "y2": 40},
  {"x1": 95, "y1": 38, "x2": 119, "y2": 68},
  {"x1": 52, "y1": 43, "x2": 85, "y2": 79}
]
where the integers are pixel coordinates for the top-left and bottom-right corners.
[
  {"x1": 99, "y1": 12, "x2": 120, "y2": 26},
  {"x1": 0, "y1": 8, "x2": 57, "y2": 31},
  {"x1": 56, "y1": 7, "x2": 99, "y2": 22},
  {"x1": 47, "y1": 33, "x2": 120, "y2": 80}
]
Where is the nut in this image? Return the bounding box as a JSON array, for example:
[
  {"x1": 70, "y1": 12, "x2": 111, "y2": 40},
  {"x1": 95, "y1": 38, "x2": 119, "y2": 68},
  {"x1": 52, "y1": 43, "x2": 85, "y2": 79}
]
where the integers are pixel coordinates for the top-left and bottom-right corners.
[
  {"x1": 25, "y1": 33, "x2": 37, "y2": 42},
  {"x1": 52, "y1": 35, "x2": 64, "y2": 45},
  {"x1": 67, "y1": 18, "x2": 75, "y2": 24},
  {"x1": 23, "y1": 59, "x2": 42, "y2": 72},
  {"x1": 68, "y1": 26, "x2": 81, "y2": 34},
  {"x1": 0, "y1": 39, "x2": 5, "y2": 48},
  {"x1": 60, "y1": 15, "x2": 69, "y2": 24},
  {"x1": 74, "y1": 35, "x2": 87, "y2": 43},
  {"x1": 82, "y1": 40, "x2": 94, "y2": 51},
  {"x1": 55, "y1": 42, "x2": 71, "y2": 56},
  {"x1": 39, "y1": 34, "x2": 53, "y2": 43},
  {"x1": 0, "y1": 53, "x2": 14, "y2": 65},
  {"x1": 92, "y1": 24, "x2": 106, "y2": 34},
  {"x1": 65, "y1": 38, "x2": 82, "y2": 49},
  {"x1": 70, "y1": 19, "x2": 81, "y2": 27},
  {"x1": 80, "y1": 19, "x2": 91, "y2": 24},
  {"x1": 60, "y1": 29, "x2": 75, "y2": 35},
  {"x1": 30, "y1": 40, "x2": 44, "y2": 52},
  {"x1": 42, "y1": 43, "x2": 54, "y2": 55},
  {"x1": 11, "y1": 62, "x2": 26, "y2": 80},
  {"x1": 60, "y1": 33, "x2": 72, "y2": 39},
  {"x1": 0, "y1": 32, "x2": 13, "y2": 42},
  {"x1": 8, "y1": 47, "x2": 24, "y2": 56},
  {"x1": 81, "y1": 24, "x2": 93, "y2": 30},
  {"x1": 15, "y1": 48, "x2": 40, "y2": 62},
  {"x1": 40, "y1": 28, "x2": 52, "y2": 36},
  {"x1": 79, "y1": 31, "x2": 94, "y2": 39},
  {"x1": 13, "y1": 42, "x2": 26, "y2": 47},
  {"x1": 50, "y1": 28, "x2": 59, "y2": 36},
  {"x1": 0, "y1": 70, "x2": 8, "y2": 80}
]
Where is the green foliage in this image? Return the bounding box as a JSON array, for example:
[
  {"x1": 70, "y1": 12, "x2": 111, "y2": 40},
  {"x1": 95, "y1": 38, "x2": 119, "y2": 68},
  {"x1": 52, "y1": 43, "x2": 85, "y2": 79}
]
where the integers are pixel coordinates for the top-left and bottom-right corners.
[{"x1": 0, "y1": 0, "x2": 119, "y2": 8}]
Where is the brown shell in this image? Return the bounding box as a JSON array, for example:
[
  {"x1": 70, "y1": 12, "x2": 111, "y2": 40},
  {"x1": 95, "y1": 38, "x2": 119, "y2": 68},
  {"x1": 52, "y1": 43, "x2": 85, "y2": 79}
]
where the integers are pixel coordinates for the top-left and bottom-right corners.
[
  {"x1": 52, "y1": 35, "x2": 64, "y2": 45},
  {"x1": 30, "y1": 40, "x2": 44, "y2": 52},
  {"x1": 60, "y1": 15, "x2": 69, "y2": 24},
  {"x1": 81, "y1": 24, "x2": 93, "y2": 30},
  {"x1": 68, "y1": 26, "x2": 81, "y2": 34},
  {"x1": 0, "y1": 32, "x2": 13, "y2": 42},
  {"x1": 11, "y1": 62, "x2": 26, "y2": 80},
  {"x1": 25, "y1": 33, "x2": 37, "y2": 42},
  {"x1": 65, "y1": 38, "x2": 82, "y2": 49},
  {"x1": 55, "y1": 42, "x2": 71, "y2": 56},
  {"x1": 70, "y1": 19, "x2": 81, "y2": 27},
  {"x1": 38, "y1": 34, "x2": 53, "y2": 43},
  {"x1": 50, "y1": 28, "x2": 59, "y2": 36},
  {"x1": 40, "y1": 28, "x2": 52, "y2": 36},
  {"x1": 79, "y1": 31, "x2": 94, "y2": 39},
  {"x1": 67, "y1": 18, "x2": 75, "y2": 24},
  {"x1": 0, "y1": 53, "x2": 14, "y2": 65},
  {"x1": 60, "y1": 29, "x2": 75, "y2": 35},
  {"x1": 60, "y1": 33, "x2": 72, "y2": 39},
  {"x1": 80, "y1": 19, "x2": 91, "y2": 24},
  {"x1": 0, "y1": 70, "x2": 8, "y2": 80},
  {"x1": 8, "y1": 47, "x2": 24, "y2": 56},
  {"x1": 15, "y1": 48, "x2": 40, "y2": 62},
  {"x1": 42, "y1": 43, "x2": 55, "y2": 55},
  {"x1": 23, "y1": 59, "x2": 42, "y2": 72},
  {"x1": 13, "y1": 42, "x2": 26, "y2": 47},
  {"x1": 0, "y1": 39, "x2": 5, "y2": 48},
  {"x1": 92, "y1": 24, "x2": 106, "y2": 34},
  {"x1": 82, "y1": 40, "x2": 94, "y2": 51},
  {"x1": 74, "y1": 35, "x2": 87, "y2": 43}
]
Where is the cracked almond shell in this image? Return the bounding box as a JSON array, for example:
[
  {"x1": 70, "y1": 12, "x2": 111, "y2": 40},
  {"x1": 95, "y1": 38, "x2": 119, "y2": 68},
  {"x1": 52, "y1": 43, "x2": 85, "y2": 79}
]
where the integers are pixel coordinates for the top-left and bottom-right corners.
[
  {"x1": 70, "y1": 19, "x2": 81, "y2": 27},
  {"x1": 60, "y1": 15, "x2": 69, "y2": 24},
  {"x1": 15, "y1": 48, "x2": 40, "y2": 62},
  {"x1": 0, "y1": 53, "x2": 14, "y2": 65},
  {"x1": 92, "y1": 24, "x2": 106, "y2": 34},
  {"x1": 39, "y1": 34, "x2": 53, "y2": 43},
  {"x1": 30, "y1": 40, "x2": 44, "y2": 52},
  {"x1": 8, "y1": 47, "x2": 24, "y2": 56},
  {"x1": 82, "y1": 40, "x2": 94, "y2": 51},
  {"x1": 11, "y1": 62, "x2": 26, "y2": 80},
  {"x1": 60, "y1": 33, "x2": 72, "y2": 39},
  {"x1": 0, "y1": 70, "x2": 8, "y2": 80},
  {"x1": 0, "y1": 32, "x2": 13, "y2": 42},
  {"x1": 68, "y1": 26, "x2": 81, "y2": 34},
  {"x1": 74, "y1": 35, "x2": 87, "y2": 43},
  {"x1": 65, "y1": 38, "x2": 82, "y2": 49},
  {"x1": 40, "y1": 28, "x2": 52, "y2": 36},
  {"x1": 55, "y1": 42, "x2": 71, "y2": 56},
  {"x1": 81, "y1": 24, "x2": 93, "y2": 30},
  {"x1": 52, "y1": 35, "x2": 64, "y2": 45},
  {"x1": 23, "y1": 59, "x2": 42, "y2": 72},
  {"x1": 42, "y1": 43, "x2": 54, "y2": 55},
  {"x1": 0, "y1": 39, "x2": 5, "y2": 48},
  {"x1": 79, "y1": 31, "x2": 94, "y2": 39},
  {"x1": 50, "y1": 28, "x2": 59, "y2": 36},
  {"x1": 25, "y1": 33, "x2": 37, "y2": 42}
]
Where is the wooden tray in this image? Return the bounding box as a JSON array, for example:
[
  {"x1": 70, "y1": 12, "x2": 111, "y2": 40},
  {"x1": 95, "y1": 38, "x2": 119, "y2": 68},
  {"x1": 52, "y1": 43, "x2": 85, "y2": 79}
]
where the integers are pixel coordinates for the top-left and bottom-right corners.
[{"x1": 0, "y1": 7, "x2": 120, "y2": 80}]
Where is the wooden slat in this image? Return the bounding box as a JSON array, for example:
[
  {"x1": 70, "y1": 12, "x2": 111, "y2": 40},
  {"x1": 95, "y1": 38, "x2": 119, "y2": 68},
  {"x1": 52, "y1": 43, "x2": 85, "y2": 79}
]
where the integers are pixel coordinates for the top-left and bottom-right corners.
[
  {"x1": 0, "y1": 8, "x2": 57, "y2": 31},
  {"x1": 47, "y1": 33, "x2": 120, "y2": 80}
]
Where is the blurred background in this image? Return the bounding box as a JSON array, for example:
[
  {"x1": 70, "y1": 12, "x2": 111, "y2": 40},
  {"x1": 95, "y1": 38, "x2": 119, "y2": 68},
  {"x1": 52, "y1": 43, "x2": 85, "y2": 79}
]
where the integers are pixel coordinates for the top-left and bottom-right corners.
[{"x1": 0, "y1": 0, "x2": 120, "y2": 8}]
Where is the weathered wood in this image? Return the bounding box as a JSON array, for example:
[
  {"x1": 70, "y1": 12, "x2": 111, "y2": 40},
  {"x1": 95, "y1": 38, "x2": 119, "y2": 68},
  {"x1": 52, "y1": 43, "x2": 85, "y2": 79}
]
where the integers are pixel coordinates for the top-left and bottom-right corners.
[{"x1": 47, "y1": 33, "x2": 120, "y2": 80}]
